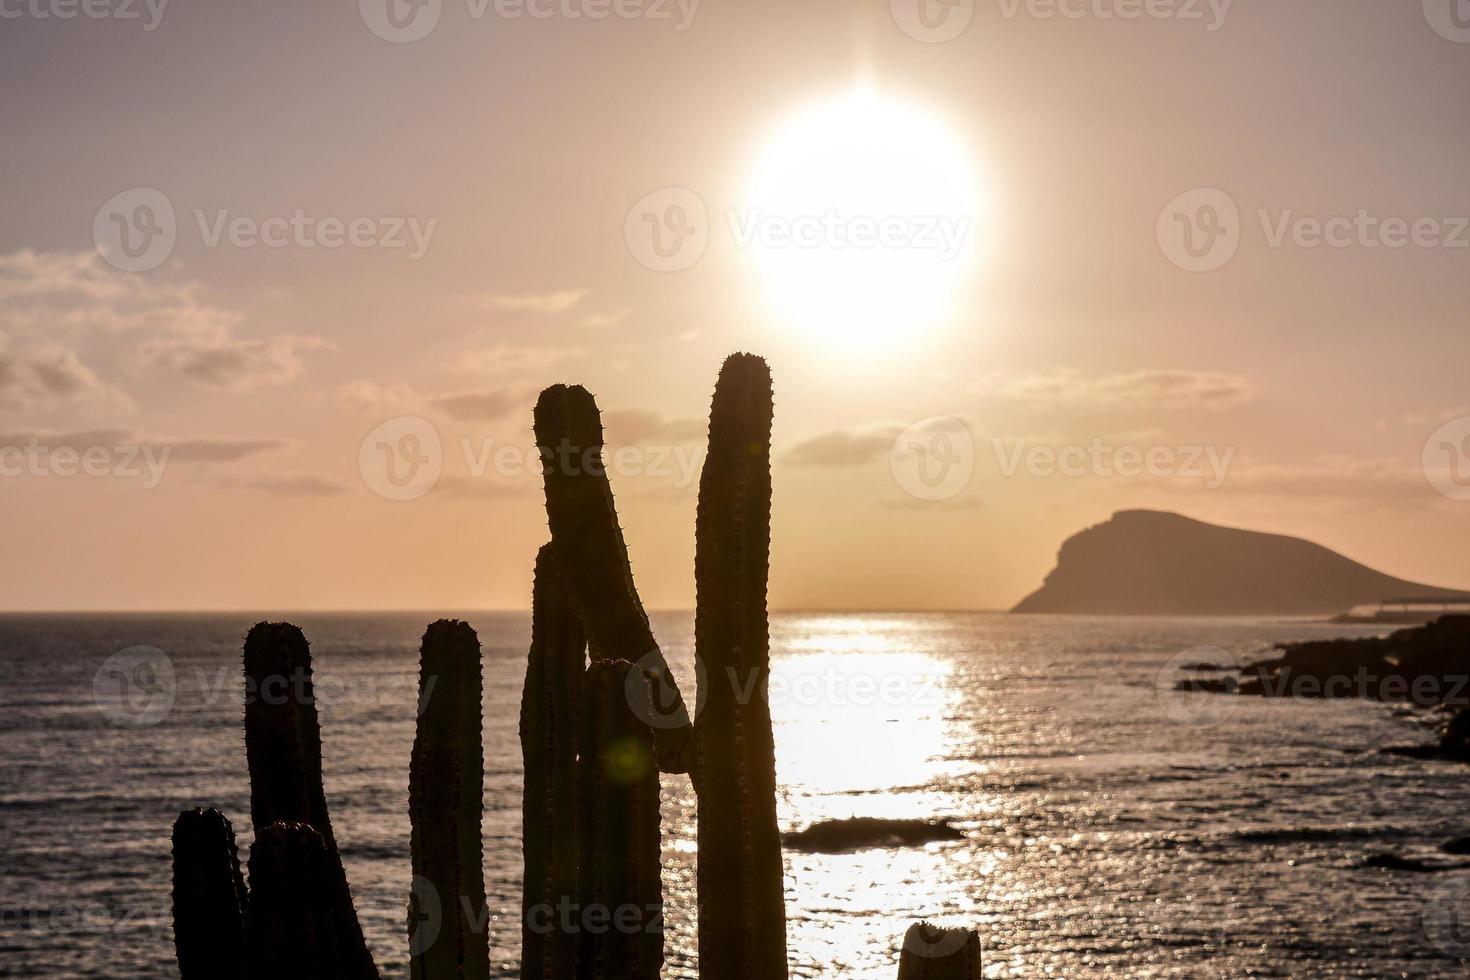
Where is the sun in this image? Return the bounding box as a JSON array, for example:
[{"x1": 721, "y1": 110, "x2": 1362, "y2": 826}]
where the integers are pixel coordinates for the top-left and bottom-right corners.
[{"x1": 741, "y1": 88, "x2": 983, "y2": 349}]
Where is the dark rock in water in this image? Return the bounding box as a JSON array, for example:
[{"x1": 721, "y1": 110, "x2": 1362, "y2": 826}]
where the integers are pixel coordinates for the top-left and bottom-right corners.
[
  {"x1": 1175, "y1": 676, "x2": 1240, "y2": 695},
  {"x1": 1360, "y1": 853, "x2": 1444, "y2": 873},
  {"x1": 783, "y1": 818, "x2": 965, "y2": 853},
  {"x1": 1440, "y1": 837, "x2": 1470, "y2": 855},
  {"x1": 1441, "y1": 705, "x2": 1470, "y2": 759},
  {"x1": 1178, "y1": 662, "x2": 1227, "y2": 672}
]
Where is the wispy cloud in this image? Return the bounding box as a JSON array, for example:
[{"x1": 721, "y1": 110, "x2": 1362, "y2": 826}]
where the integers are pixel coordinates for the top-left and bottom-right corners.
[
  {"x1": 141, "y1": 336, "x2": 329, "y2": 390},
  {"x1": 430, "y1": 389, "x2": 521, "y2": 422},
  {"x1": 602, "y1": 409, "x2": 705, "y2": 445},
  {"x1": 994, "y1": 369, "x2": 1255, "y2": 409},
  {"x1": 783, "y1": 427, "x2": 900, "y2": 468},
  {"x1": 477, "y1": 289, "x2": 588, "y2": 315}
]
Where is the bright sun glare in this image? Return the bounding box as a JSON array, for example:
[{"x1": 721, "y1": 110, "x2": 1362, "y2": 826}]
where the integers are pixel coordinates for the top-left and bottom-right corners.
[{"x1": 744, "y1": 89, "x2": 982, "y2": 348}]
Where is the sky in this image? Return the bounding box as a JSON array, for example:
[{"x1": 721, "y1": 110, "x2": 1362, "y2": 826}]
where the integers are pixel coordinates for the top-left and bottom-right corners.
[{"x1": 1, "y1": 0, "x2": 1467, "y2": 611}]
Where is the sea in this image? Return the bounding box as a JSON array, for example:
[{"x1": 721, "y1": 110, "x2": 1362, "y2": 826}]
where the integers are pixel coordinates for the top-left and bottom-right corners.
[{"x1": 2, "y1": 611, "x2": 1468, "y2": 978}]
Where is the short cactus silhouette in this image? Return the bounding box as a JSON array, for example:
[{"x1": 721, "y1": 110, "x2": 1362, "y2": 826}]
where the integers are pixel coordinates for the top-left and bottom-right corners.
[
  {"x1": 577, "y1": 661, "x2": 663, "y2": 980},
  {"x1": 897, "y1": 923, "x2": 983, "y2": 980},
  {"x1": 410, "y1": 620, "x2": 490, "y2": 980},
  {"x1": 170, "y1": 807, "x2": 246, "y2": 980}
]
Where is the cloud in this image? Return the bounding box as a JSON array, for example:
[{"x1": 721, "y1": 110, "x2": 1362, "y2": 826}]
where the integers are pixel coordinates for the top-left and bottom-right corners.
[
  {"x1": 141, "y1": 335, "x2": 329, "y2": 390},
  {"x1": 165, "y1": 438, "x2": 287, "y2": 463},
  {"x1": 0, "y1": 344, "x2": 133, "y2": 412},
  {"x1": 214, "y1": 474, "x2": 348, "y2": 496},
  {"x1": 783, "y1": 427, "x2": 900, "y2": 467},
  {"x1": 0, "y1": 429, "x2": 283, "y2": 463},
  {"x1": 336, "y1": 379, "x2": 421, "y2": 414},
  {"x1": 430, "y1": 389, "x2": 520, "y2": 422},
  {"x1": 455, "y1": 345, "x2": 579, "y2": 377},
  {"x1": 1194, "y1": 456, "x2": 1429, "y2": 501},
  {"x1": 477, "y1": 289, "x2": 587, "y2": 315},
  {"x1": 996, "y1": 369, "x2": 1255, "y2": 409},
  {"x1": 601, "y1": 409, "x2": 705, "y2": 445}
]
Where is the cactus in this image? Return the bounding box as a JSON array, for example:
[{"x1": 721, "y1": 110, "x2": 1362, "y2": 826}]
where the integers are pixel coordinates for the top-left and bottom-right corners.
[
  {"x1": 410, "y1": 619, "x2": 490, "y2": 980},
  {"x1": 171, "y1": 807, "x2": 247, "y2": 980},
  {"x1": 896, "y1": 923, "x2": 983, "y2": 980},
  {"x1": 690, "y1": 353, "x2": 787, "y2": 980},
  {"x1": 241, "y1": 622, "x2": 379, "y2": 979},
  {"x1": 533, "y1": 383, "x2": 693, "y2": 774},
  {"x1": 577, "y1": 661, "x2": 664, "y2": 980},
  {"x1": 247, "y1": 821, "x2": 365, "y2": 980},
  {"x1": 520, "y1": 544, "x2": 587, "y2": 980}
]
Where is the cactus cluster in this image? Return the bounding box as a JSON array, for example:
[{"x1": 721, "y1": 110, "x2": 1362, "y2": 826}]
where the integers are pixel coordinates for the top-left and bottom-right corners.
[{"x1": 169, "y1": 354, "x2": 978, "y2": 979}]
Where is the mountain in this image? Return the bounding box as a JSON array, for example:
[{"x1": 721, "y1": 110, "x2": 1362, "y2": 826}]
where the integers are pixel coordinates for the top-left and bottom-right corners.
[{"x1": 1012, "y1": 510, "x2": 1470, "y2": 616}]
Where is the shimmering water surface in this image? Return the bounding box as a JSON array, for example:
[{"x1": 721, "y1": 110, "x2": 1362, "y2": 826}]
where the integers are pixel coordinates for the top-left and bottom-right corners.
[{"x1": 2, "y1": 612, "x2": 1467, "y2": 978}]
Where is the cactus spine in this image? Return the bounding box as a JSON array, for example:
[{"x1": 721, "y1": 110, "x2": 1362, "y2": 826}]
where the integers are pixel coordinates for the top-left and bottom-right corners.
[
  {"x1": 577, "y1": 661, "x2": 664, "y2": 980},
  {"x1": 533, "y1": 383, "x2": 693, "y2": 774},
  {"x1": 691, "y1": 353, "x2": 787, "y2": 980},
  {"x1": 171, "y1": 807, "x2": 247, "y2": 980},
  {"x1": 410, "y1": 620, "x2": 490, "y2": 980},
  {"x1": 520, "y1": 544, "x2": 587, "y2": 980}
]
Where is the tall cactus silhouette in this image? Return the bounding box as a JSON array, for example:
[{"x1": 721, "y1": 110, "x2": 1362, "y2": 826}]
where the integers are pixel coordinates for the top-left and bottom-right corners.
[
  {"x1": 409, "y1": 620, "x2": 490, "y2": 980},
  {"x1": 171, "y1": 807, "x2": 247, "y2": 980},
  {"x1": 577, "y1": 661, "x2": 664, "y2": 980},
  {"x1": 691, "y1": 353, "x2": 787, "y2": 980},
  {"x1": 520, "y1": 544, "x2": 586, "y2": 980},
  {"x1": 533, "y1": 383, "x2": 693, "y2": 774}
]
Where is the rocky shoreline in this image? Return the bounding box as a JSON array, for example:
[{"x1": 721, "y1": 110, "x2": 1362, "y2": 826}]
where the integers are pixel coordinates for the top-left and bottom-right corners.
[{"x1": 1177, "y1": 615, "x2": 1470, "y2": 762}]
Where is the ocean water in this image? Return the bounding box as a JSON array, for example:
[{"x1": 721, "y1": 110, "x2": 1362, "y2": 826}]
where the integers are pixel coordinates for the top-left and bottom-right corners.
[{"x1": 2, "y1": 611, "x2": 1468, "y2": 979}]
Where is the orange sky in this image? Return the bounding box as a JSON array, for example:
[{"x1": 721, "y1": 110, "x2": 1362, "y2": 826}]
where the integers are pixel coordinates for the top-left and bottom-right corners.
[{"x1": 1, "y1": 0, "x2": 1467, "y2": 610}]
